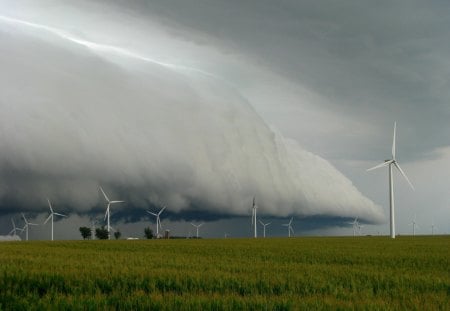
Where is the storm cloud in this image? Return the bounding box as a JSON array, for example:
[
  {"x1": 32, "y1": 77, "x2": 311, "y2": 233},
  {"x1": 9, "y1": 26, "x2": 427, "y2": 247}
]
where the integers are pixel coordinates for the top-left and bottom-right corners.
[{"x1": 0, "y1": 2, "x2": 384, "y2": 225}]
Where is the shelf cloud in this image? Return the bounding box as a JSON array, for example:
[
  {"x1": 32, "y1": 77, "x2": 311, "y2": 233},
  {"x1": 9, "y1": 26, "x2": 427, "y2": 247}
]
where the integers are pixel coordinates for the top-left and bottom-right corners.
[{"x1": 0, "y1": 1, "x2": 384, "y2": 225}]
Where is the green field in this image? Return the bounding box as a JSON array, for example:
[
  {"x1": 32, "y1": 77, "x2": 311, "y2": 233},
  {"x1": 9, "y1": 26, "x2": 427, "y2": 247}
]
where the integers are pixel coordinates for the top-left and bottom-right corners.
[{"x1": 0, "y1": 236, "x2": 448, "y2": 310}]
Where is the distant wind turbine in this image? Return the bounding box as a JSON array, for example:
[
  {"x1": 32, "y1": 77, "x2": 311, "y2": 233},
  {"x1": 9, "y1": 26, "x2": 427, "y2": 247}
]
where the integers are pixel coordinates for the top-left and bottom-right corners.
[
  {"x1": 357, "y1": 222, "x2": 364, "y2": 236},
  {"x1": 258, "y1": 220, "x2": 271, "y2": 238},
  {"x1": 367, "y1": 122, "x2": 414, "y2": 239},
  {"x1": 190, "y1": 222, "x2": 204, "y2": 238},
  {"x1": 100, "y1": 186, "x2": 125, "y2": 240},
  {"x1": 91, "y1": 219, "x2": 98, "y2": 240},
  {"x1": 282, "y1": 217, "x2": 294, "y2": 237},
  {"x1": 21, "y1": 213, "x2": 38, "y2": 241},
  {"x1": 8, "y1": 218, "x2": 23, "y2": 236},
  {"x1": 431, "y1": 221, "x2": 437, "y2": 235},
  {"x1": 409, "y1": 214, "x2": 419, "y2": 236},
  {"x1": 349, "y1": 217, "x2": 359, "y2": 237},
  {"x1": 251, "y1": 196, "x2": 257, "y2": 238},
  {"x1": 44, "y1": 199, "x2": 67, "y2": 241},
  {"x1": 147, "y1": 206, "x2": 166, "y2": 238}
]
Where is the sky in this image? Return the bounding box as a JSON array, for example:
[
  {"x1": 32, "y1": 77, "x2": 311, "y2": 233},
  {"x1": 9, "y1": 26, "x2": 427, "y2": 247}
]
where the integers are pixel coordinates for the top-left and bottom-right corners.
[{"x1": 0, "y1": 0, "x2": 449, "y2": 240}]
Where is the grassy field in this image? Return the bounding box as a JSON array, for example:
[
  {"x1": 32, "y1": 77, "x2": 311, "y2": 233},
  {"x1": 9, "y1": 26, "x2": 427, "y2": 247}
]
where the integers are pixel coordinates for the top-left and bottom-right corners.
[{"x1": 0, "y1": 236, "x2": 448, "y2": 310}]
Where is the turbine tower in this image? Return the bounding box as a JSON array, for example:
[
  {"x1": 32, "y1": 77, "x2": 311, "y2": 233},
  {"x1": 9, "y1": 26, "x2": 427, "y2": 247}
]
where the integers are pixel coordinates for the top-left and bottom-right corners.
[
  {"x1": 251, "y1": 196, "x2": 257, "y2": 238},
  {"x1": 367, "y1": 122, "x2": 414, "y2": 239},
  {"x1": 282, "y1": 217, "x2": 294, "y2": 237},
  {"x1": 100, "y1": 186, "x2": 125, "y2": 240},
  {"x1": 190, "y1": 222, "x2": 204, "y2": 238},
  {"x1": 21, "y1": 213, "x2": 38, "y2": 241},
  {"x1": 258, "y1": 220, "x2": 271, "y2": 238},
  {"x1": 44, "y1": 199, "x2": 67, "y2": 241},
  {"x1": 147, "y1": 206, "x2": 166, "y2": 238}
]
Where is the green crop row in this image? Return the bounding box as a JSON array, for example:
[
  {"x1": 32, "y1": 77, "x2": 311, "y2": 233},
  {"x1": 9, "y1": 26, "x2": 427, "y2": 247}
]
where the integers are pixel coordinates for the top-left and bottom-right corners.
[{"x1": 0, "y1": 236, "x2": 448, "y2": 310}]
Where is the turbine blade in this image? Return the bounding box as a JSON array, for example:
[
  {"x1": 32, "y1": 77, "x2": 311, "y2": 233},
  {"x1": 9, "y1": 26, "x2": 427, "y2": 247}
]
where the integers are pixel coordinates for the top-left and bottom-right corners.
[
  {"x1": 110, "y1": 200, "x2": 124, "y2": 204},
  {"x1": 54, "y1": 213, "x2": 67, "y2": 217},
  {"x1": 367, "y1": 160, "x2": 392, "y2": 171},
  {"x1": 394, "y1": 162, "x2": 414, "y2": 190},
  {"x1": 392, "y1": 121, "x2": 397, "y2": 159},
  {"x1": 44, "y1": 214, "x2": 52, "y2": 225},
  {"x1": 258, "y1": 220, "x2": 264, "y2": 226},
  {"x1": 99, "y1": 186, "x2": 110, "y2": 202},
  {"x1": 21, "y1": 213, "x2": 27, "y2": 223},
  {"x1": 29, "y1": 222, "x2": 38, "y2": 226},
  {"x1": 47, "y1": 198, "x2": 53, "y2": 213},
  {"x1": 158, "y1": 206, "x2": 166, "y2": 215},
  {"x1": 147, "y1": 211, "x2": 157, "y2": 216}
]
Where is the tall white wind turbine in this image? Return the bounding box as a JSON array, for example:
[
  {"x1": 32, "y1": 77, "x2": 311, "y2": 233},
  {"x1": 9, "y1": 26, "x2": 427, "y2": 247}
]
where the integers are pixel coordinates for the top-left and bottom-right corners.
[
  {"x1": 367, "y1": 122, "x2": 414, "y2": 239},
  {"x1": 282, "y1": 217, "x2": 294, "y2": 237},
  {"x1": 190, "y1": 222, "x2": 204, "y2": 238},
  {"x1": 147, "y1": 206, "x2": 166, "y2": 238},
  {"x1": 251, "y1": 196, "x2": 257, "y2": 238},
  {"x1": 21, "y1": 213, "x2": 38, "y2": 241},
  {"x1": 43, "y1": 199, "x2": 67, "y2": 241},
  {"x1": 100, "y1": 186, "x2": 125, "y2": 240},
  {"x1": 258, "y1": 220, "x2": 271, "y2": 238}
]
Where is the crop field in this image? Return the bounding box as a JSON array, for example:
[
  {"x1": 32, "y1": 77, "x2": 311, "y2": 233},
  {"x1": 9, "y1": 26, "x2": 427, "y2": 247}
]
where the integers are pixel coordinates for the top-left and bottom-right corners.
[{"x1": 0, "y1": 236, "x2": 448, "y2": 310}]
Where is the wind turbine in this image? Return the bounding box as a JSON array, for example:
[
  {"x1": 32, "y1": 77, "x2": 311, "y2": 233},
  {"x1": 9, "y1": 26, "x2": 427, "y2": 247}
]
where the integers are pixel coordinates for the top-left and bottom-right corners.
[
  {"x1": 409, "y1": 214, "x2": 419, "y2": 236},
  {"x1": 258, "y1": 220, "x2": 271, "y2": 238},
  {"x1": 8, "y1": 218, "x2": 23, "y2": 236},
  {"x1": 282, "y1": 217, "x2": 294, "y2": 237},
  {"x1": 430, "y1": 221, "x2": 437, "y2": 235},
  {"x1": 190, "y1": 222, "x2": 204, "y2": 238},
  {"x1": 100, "y1": 186, "x2": 125, "y2": 240},
  {"x1": 251, "y1": 196, "x2": 257, "y2": 238},
  {"x1": 43, "y1": 199, "x2": 67, "y2": 241},
  {"x1": 147, "y1": 206, "x2": 166, "y2": 238},
  {"x1": 349, "y1": 217, "x2": 359, "y2": 237},
  {"x1": 21, "y1": 213, "x2": 38, "y2": 241},
  {"x1": 91, "y1": 219, "x2": 98, "y2": 240},
  {"x1": 357, "y1": 222, "x2": 364, "y2": 236},
  {"x1": 367, "y1": 122, "x2": 414, "y2": 239}
]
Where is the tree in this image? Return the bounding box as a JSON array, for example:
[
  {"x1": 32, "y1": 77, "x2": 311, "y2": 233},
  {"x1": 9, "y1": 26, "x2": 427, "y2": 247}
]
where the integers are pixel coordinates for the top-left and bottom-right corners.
[
  {"x1": 114, "y1": 231, "x2": 121, "y2": 240},
  {"x1": 95, "y1": 226, "x2": 109, "y2": 240},
  {"x1": 79, "y1": 227, "x2": 92, "y2": 240},
  {"x1": 144, "y1": 227, "x2": 154, "y2": 239}
]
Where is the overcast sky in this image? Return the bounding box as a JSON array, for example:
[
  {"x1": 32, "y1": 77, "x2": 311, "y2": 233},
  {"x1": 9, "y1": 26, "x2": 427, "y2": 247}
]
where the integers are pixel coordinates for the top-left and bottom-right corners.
[{"x1": 0, "y1": 0, "x2": 449, "y2": 239}]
